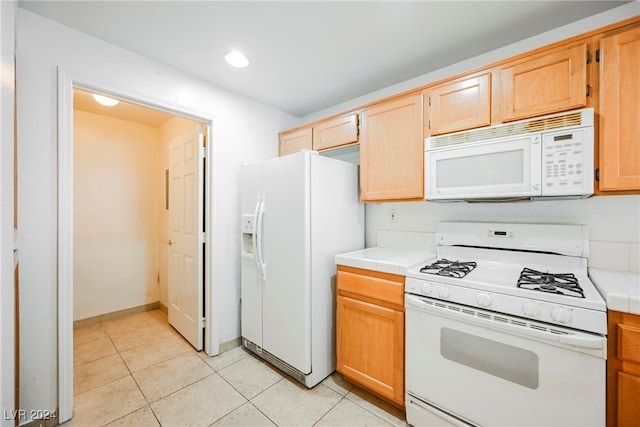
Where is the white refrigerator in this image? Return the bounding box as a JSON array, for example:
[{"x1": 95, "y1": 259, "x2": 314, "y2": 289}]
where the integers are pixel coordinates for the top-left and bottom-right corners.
[{"x1": 240, "y1": 150, "x2": 364, "y2": 388}]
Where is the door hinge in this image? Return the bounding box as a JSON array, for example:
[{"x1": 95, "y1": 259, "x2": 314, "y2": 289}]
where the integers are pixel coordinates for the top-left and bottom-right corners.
[
  {"x1": 586, "y1": 51, "x2": 591, "y2": 64},
  {"x1": 596, "y1": 49, "x2": 600, "y2": 62},
  {"x1": 200, "y1": 146, "x2": 207, "y2": 158},
  {"x1": 200, "y1": 231, "x2": 207, "y2": 242},
  {"x1": 428, "y1": 96, "x2": 431, "y2": 107},
  {"x1": 595, "y1": 168, "x2": 600, "y2": 181},
  {"x1": 586, "y1": 84, "x2": 591, "y2": 97},
  {"x1": 428, "y1": 119, "x2": 431, "y2": 130},
  {"x1": 356, "y1": 114, "x2": 360, "y2": 136},
  {"x1": 200, "y1": 317, "x2": 206, "y2": 328}
]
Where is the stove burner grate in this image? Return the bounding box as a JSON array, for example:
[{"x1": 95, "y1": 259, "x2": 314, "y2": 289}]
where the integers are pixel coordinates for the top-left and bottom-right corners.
[
  {"x1": 517, "y1": 267, "x2": 585, "y2": 298},
  {"x1": 419, "y1": 258, "x2": 477, "y2": 279}
]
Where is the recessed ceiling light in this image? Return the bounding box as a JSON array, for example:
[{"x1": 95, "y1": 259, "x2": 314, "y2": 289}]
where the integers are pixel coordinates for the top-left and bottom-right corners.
[
  {"x1": 225, "y1": 50, "x2": 250, "y2": 68},
  {"x1": 92, "y1": 94, "x2": 120, "y2": 107}
]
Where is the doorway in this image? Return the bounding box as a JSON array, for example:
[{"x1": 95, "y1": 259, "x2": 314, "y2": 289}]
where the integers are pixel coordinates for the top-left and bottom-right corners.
[
  {"x1": 57, "y1": 70, "x2": 217, "y2": 424},
  {"x1": 72, "y1": 88, "x2": 204, "y2": 345}
]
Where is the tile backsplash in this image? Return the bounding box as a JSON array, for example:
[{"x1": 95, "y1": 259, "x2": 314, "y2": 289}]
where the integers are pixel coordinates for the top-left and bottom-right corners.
[
  {"x1": 375, "y1": 229, "x2": 640, "y2": 273},
  {"x1": 366, "y1": 196, "x2": 640, "y2": 274}
]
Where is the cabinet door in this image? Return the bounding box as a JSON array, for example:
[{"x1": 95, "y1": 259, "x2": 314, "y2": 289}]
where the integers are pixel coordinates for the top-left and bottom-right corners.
[
  {"x1": 360, "y1": 93, "x2": 423, "y2": 201},
  {"x1": 336, "y1": 294, "x2": 404, "y2": 406},
  {"x1": 313, "y1": 113, "x2": 359, "y2": 151},
  {"x1": 279, "y1": 127, "x2": 312, "y2": 156},
  {"x1": 426, "y1": 73, "x2": 491, "y2": 136},
  {"x1": 501, "y1": 43, "x2": 587, "y2": 121},
  {"x1": 599, "y1": 26, "x2": 640, "y2": 192},
  {"x1": 618, "y1": 372, "x2": 640, "y2": 427}
]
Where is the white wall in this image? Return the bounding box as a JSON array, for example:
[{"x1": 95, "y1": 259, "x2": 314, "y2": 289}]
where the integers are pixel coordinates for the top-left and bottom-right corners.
[
  {"x1": 0, "y1": 1, "x2": 16, "y2": 426},
  {"x1": 73, "y1": 110, "x2": 162, "y2": 321},
  {"x1": 16, "y1": 9, "x2": 297, "y2": 420}
]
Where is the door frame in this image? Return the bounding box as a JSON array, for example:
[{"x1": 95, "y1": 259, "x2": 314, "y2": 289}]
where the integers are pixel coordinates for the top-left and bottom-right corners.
[{"x1": 57, "y1": 68, "x2": 218, "y2": 423}]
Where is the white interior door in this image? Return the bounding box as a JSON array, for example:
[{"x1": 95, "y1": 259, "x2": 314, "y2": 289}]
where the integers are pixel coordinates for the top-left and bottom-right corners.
[{"x1": 168, "y1": 125, "x2": 204, "y2": 350}]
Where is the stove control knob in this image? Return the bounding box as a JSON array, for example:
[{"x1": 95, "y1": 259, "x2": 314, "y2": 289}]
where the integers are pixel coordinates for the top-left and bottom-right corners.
[
  {"x1": 420, "y1": 282, "x2": 432, "y2": 295},
  {"x1": 550, "y1": 306, "x2": 573, "y2": 324},
  {"x1": 522, "y1": 301, "x2": 541, "y2": 317},
  {"x1": 438, "y1": 285, "x2": 451, "y2": 299},
  {"x1": 476, "y1": 292, "x2": 492, "y2": 307}
]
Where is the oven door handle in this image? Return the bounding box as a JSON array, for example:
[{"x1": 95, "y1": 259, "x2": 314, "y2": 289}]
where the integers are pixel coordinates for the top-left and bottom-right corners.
[
  {"x1": 557, "y1": 334, "x2": 605, "y2": 349},
  {"x1": 405, "y1": 295, "x2": 606, "y2": 352}
]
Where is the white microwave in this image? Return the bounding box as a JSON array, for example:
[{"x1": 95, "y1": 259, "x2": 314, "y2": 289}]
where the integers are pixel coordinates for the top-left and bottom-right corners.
[{"x1": 425, "y1": 108, "x2": 594, "y2": 201}]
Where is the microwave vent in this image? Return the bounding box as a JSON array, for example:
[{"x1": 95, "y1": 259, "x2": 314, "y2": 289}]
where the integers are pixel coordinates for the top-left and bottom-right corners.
[{"x1": 427, "y1": 109, "x2": 591, "y2": 150}]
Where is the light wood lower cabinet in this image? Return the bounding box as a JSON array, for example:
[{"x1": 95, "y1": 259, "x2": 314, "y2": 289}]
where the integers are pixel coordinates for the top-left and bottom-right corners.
[
  {"x1": 607, "y1": 310, "x2": 640, "y2": 427},
  {"x1": 336, "y1": 265, "x2": 405, "y2": 409}
]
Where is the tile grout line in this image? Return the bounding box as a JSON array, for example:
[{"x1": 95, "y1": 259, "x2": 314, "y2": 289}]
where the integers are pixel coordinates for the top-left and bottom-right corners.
[
  {"x1": 117, "y1": 319, "x2": 217, "y2": 426},
  {"x1": 213, "y1": 362, "x2": 282, "y2": 424},
  {"x1": 310, "y1": 390, "x2": 348, "y2": 427},
  {"x1": 75, "y1": 311, "x2": 406, "y2": 426}
]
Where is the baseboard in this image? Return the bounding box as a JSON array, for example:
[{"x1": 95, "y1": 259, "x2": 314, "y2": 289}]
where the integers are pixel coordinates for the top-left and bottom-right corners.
[
  {"x1": 16, "y1": 410, "x2": 57, "y2": 427},
  {"x1": 158, "y1": 302, "x2": 168, "y2": 314},
  {"x1": 73, "y1": 302, "x2": 160, "y2": 329},
  {"x1": 219, "y1": 337, "x2": 242, "y2": 354}
]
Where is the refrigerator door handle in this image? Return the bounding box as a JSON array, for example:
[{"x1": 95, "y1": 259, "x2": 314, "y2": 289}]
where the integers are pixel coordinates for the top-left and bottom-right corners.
[
  {"x1": 256, "y1": 196, "x2": 266, "y2": 281},
  {"x1": 252, "y1": 198, "x2": 261, "y2": 276}
]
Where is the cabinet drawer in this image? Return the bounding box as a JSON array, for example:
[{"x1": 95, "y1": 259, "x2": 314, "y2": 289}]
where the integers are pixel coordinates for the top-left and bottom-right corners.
[
  {"x1": 618, "y1": 324, "x2": 640, "y2": 364},
  {"x1": 337, "y1": 266, "x2": 404, "y2": 309}
]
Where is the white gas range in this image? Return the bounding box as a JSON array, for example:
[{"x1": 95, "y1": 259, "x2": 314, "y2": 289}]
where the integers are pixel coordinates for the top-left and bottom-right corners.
[{"x1": 404, "y1": 222, "x2": 607, "y2": 427}]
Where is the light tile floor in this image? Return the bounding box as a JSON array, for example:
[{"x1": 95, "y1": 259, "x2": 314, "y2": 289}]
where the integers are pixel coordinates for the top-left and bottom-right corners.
[{"x1": 68, "y1": 310, "x2": 408, "y2": 427}]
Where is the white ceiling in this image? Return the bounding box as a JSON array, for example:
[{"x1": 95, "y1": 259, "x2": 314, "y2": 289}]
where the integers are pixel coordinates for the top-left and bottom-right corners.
[{"x1": 19, "y1": 1, "x2": 631, "y2": 117}]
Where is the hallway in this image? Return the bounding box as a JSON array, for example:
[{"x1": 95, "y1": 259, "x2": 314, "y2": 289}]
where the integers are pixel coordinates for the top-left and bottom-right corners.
[{"x1": 70, "y1": 310, "x2": 408, "y2": 426}]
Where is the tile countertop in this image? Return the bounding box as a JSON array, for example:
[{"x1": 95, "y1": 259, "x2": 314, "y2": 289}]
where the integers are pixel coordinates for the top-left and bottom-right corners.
[
  {"x1": 335, "y1": 247, "x2": 435, "y2": 276},
  {"x1": 588, "y1": 268, "x2": 640, "y2": 315}
]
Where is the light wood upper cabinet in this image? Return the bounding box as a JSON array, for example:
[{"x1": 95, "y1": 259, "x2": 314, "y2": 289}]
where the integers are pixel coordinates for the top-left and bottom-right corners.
[
  {"x1": 336, "y1": 266, "x2": 405, "y2": 409},
  {"x1": 425, "y1": 72, "x2": 492, "y2": 136},
  {"x1": 312, "y1": 112, "x2": 359, "y2": 151},
  {"x1": 501, "y1": 42, "x2": 588, "y2": 122},
  {"x1": 279, "y1": 127, "x2": 312, "y2": 156},
  {"x1": 360, "y1": 92, "x2": 424, "y2": 202},
  {"x1": 598, "y1": 25, "x2": 640, "y2": 192}
]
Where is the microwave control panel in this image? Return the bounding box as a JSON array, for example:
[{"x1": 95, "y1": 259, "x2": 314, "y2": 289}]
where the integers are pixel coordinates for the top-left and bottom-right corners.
[{"x1": 541, "y1": 127, "x2": 594, "y2": 196}]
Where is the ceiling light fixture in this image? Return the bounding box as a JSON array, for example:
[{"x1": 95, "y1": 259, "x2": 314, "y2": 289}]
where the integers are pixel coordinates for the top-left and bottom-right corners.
[
  {"x1": 92, "y1": 94, "x2": 120, "y2": 107},
  {"x1": 225, "y1": 50, "x2": 250, "y2": 68}
]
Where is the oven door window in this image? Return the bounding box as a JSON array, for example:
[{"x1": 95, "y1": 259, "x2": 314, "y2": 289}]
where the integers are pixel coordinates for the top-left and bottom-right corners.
[{"x1": 441, "y1": 327, "x2": 539, "y2": 389}]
